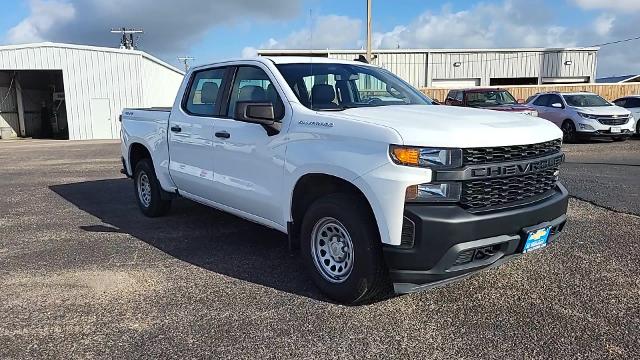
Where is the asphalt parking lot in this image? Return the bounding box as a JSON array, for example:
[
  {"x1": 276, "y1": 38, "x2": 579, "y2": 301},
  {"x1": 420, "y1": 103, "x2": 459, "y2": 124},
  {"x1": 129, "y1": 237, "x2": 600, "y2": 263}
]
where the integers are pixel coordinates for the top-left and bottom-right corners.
[{"x1": 0, "y1": 138, "x2": 638, "y2": 359}]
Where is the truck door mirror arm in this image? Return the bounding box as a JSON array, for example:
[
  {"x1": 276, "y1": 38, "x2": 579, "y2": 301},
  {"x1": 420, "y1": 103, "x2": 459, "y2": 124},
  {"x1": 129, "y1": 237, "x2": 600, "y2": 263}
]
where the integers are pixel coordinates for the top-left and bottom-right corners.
[{"x1": 233, "y1": 101, "x2": 281, "y2": 136}]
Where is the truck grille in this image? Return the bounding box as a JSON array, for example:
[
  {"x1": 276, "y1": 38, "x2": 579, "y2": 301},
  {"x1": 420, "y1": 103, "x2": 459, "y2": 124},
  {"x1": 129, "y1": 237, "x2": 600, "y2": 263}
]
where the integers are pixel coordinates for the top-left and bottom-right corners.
[
  {"x1": 463, "y1": 139, "x2": 561, "y2": 165},
  {"x1": 595, "y1": 116, "x2": 629, "y2": 126},
  {"x1": 461, "y1": 168, "x2": 559, "y2": 209}
]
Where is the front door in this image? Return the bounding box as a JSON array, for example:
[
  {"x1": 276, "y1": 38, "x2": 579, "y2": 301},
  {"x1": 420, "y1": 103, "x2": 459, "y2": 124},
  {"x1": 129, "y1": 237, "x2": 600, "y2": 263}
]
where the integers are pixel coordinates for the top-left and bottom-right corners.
[
  {"x1": 168, "y1": 66, "x2": 229, "y2": 200},
  {"x1": 90, "y1": 98, "x2": 113, "y2": 139},
  {"x1": 211, "y1": 65, "x2": 289, "y2": 226}
]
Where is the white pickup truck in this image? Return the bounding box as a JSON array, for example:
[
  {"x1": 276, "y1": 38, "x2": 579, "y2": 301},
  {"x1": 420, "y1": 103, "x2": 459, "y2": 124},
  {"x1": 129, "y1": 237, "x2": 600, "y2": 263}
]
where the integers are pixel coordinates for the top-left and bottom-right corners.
[{"x1": 120, "y1": 57, "x2": 568, "y2": 304}]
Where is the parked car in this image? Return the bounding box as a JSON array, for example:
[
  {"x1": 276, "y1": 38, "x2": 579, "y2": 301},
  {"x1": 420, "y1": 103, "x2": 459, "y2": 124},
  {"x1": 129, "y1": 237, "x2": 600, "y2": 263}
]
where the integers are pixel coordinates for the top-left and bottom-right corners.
[
  {"x1": 612, "y1": 95, "x2": 640, "y2": 136},
  {"x1": 120, "y1": 57, "x2": 568, "y2": 304},
  {"x1": 526, "y1": 92, "x2": 634, "y2": 142},
  {"x1": 445, "y1": 88, "x2": 538, "y2": 116}
]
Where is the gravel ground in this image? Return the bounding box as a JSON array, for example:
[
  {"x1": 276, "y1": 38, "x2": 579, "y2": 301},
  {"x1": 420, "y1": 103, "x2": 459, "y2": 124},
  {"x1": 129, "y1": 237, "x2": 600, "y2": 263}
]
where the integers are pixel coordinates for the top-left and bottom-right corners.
[{"x1": 0, "y1": 139, "x2": 638, "y2": 359}]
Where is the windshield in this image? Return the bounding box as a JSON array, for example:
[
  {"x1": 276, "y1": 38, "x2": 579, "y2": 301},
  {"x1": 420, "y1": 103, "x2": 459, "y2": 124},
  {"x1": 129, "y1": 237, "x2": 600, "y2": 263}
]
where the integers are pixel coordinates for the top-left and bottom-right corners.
[
  {"x1": 275, "y1": 63, "x2": 433, "y2": 110},
  {"x1": 466, "y1": 90, "x2": 517, "y2": 107},
  {"x1": 563, "y1": 94, "x2": 611, "y2": 107}
]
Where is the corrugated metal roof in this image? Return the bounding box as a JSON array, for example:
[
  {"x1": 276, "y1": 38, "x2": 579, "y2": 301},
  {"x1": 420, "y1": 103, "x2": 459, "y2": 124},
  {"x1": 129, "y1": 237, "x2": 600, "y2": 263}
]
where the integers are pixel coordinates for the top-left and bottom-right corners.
[{"x1": 0, "y1": 42, "x2": 183, "y2": 75}]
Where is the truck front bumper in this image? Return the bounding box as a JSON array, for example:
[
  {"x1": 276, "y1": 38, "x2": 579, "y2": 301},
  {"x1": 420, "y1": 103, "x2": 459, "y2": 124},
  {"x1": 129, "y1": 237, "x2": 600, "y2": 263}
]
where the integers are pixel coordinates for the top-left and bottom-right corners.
[{"x1": 383, "y1": 183, "x2": 569, "y2": 293}]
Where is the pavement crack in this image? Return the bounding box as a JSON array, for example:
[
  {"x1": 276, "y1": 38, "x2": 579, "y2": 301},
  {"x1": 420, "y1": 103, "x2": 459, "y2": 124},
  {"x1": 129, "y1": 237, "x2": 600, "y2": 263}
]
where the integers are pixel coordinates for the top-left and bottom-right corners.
[{"x1": 569, "y1": 195, "x2": 640, "y2": 218}]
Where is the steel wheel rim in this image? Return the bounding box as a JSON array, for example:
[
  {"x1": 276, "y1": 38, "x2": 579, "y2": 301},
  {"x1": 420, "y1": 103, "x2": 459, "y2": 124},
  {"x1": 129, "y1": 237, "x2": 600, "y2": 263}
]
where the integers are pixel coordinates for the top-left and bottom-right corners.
[
  {"x1": 137, "y1": 172, "x2": 152, "y2": 207},
  {"x1": 311, "y1": 217, "x2": 354, "y2": 283}
]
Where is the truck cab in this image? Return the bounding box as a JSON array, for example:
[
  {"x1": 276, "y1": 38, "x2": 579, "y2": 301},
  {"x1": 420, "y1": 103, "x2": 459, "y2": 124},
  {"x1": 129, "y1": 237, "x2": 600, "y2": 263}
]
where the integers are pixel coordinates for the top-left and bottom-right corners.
[{"x1": 120, "y1": 57, "x2": 568, "y2": 304}]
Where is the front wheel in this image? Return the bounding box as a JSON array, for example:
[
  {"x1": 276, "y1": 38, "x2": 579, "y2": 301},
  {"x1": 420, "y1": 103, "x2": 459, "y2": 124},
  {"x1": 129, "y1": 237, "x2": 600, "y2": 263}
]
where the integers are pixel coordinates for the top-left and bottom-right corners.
[
  {"x1": 300, "y1": 193, "x2": 391, "y2": 304},
  {"x1": 561, "y1": 120, "x2": 578, "y2": 143},
  {"x1": 133, "y1": 159, "x2": 171, "y2": 217}
]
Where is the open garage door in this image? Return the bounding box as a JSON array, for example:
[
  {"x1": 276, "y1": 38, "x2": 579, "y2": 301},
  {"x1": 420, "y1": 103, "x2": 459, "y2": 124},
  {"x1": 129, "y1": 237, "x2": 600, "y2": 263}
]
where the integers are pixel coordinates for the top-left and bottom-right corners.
[
  {"x1": 0, "y1": 70, "x2": 68, "y2": 140},
  {"x1": 431, "y1": 78, "x2": 480, "y2": 88}
]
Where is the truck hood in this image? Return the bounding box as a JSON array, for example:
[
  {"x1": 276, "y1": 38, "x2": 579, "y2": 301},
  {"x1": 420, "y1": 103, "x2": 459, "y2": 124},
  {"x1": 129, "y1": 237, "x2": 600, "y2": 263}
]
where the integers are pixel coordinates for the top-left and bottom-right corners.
[
  {"x1": 329, "y1": 105, "x2": 562, "y2": 148},
  {"x1": 477, "y1": 104, "x2": 536, "y2": 112}
]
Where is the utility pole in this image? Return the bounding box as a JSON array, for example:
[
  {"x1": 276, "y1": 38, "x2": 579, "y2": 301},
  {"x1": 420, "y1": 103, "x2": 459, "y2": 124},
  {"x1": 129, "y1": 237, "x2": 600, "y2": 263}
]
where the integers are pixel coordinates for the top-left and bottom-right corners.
[
  {"x1": 177, "y1": 56, "x2": 195, "y2": 72},
  {"x1": 110, "y1": 28, "x2": 144, "y2": 50},
  {"x1": 366, "y1": 0, "x2": 372, "y2": 62}
]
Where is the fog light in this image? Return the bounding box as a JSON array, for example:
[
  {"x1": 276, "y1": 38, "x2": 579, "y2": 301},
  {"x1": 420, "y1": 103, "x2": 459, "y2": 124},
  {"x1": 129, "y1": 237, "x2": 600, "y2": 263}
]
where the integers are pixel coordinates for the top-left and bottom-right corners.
[{"x1": 578, "y1": 123, "x2": 594, "y2": 130}]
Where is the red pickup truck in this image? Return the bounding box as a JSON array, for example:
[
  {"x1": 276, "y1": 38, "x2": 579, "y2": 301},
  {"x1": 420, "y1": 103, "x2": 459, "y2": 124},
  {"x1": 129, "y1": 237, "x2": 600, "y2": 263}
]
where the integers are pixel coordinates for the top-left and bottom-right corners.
[{"x1": 445, "y1": 88, "x2": 538, "y2": 116}]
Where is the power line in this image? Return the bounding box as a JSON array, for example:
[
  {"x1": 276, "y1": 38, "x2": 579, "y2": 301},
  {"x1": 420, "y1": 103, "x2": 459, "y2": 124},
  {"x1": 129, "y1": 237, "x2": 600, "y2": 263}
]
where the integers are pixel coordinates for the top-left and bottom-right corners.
[{"x1": 591, "y1": 35, "x2": 640, "y2": 47}]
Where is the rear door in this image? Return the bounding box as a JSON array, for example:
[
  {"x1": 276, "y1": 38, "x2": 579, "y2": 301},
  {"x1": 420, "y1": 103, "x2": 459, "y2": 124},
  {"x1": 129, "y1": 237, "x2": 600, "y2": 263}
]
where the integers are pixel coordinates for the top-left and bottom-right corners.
[
  {"x1": 210, "y1": 64, "x2": 289, "y2": 226},
  {"x1": 168, "y1": 66, "x2": 231, "y2": 199}
]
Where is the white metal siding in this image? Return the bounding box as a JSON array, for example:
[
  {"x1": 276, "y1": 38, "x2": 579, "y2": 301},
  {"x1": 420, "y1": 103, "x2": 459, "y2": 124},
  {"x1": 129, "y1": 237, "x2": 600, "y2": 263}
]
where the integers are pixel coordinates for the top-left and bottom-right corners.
[
  {"x1": 264, "y1": 49, "x2": 597, "y2": 89},
  {"x1": 0, "y1": 43, "x2": 183, "y2": 140}
]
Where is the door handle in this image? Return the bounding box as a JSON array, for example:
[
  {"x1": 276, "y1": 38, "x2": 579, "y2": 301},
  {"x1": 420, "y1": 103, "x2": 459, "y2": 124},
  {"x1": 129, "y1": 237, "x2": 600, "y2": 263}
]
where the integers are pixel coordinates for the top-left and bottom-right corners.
[
  {"x1": 170, "y1": 125, "x2": 182, "y2": 133},
  {"x1": 215, "y1": 131, "x2": 230, "y2": 139}
]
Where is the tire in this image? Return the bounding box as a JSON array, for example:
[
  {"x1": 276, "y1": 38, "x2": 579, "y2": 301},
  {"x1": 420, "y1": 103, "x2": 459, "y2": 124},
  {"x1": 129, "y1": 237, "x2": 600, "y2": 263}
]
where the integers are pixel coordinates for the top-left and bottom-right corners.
[
  {"x1": 133, "y1": 159, "x2": 171, "y2": 217},
  {"x1": 300, "y1": 193, "x2": 391, "y2": 304},
  {"x1": 561, "y1": 120, "x2": 578, "y2": 143}
]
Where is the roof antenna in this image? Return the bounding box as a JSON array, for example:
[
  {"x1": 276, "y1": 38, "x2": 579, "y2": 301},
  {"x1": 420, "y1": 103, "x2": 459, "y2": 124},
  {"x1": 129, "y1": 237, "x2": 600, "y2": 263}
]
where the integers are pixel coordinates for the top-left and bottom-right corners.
[
  {"x1": 177, "y1": 56, "x2": 195, "y2": 72},
  {"x1": 110, "y1": 27, "x2": 143, "y2": 50}
]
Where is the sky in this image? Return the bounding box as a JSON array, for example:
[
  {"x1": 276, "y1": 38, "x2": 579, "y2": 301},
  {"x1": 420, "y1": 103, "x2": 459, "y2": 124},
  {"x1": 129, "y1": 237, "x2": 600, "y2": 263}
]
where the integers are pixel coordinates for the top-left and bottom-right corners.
[{"x1": 1, "y1": 0, "x2": 639, "y2": 77}]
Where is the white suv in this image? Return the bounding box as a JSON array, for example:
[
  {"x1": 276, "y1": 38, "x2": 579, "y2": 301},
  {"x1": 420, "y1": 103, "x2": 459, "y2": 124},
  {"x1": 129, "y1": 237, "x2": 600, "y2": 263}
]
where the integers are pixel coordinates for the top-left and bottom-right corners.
[{"x1": 527, "y1": 92, "x2": 634, "y2": 142}]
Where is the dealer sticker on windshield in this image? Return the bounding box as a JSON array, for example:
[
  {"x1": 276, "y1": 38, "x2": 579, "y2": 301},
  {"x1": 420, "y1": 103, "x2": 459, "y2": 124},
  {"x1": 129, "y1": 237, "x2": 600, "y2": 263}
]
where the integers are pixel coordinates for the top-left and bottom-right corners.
[{"x1": 523, "y1": 226, "x2": 551, "y2": 253}]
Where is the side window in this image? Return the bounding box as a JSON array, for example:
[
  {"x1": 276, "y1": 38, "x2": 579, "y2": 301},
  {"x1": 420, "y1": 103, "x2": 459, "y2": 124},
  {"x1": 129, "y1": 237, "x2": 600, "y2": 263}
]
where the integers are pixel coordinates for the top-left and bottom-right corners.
[
  {"x1": 533, "y1": 95, "x2": 548, "y2": 106},
  {"x1": 548, "y1": 95, "x2": 563, "y2": 107},
  {"x1": 184, "y1": 68, "x2": 227, "y2": 116},
  {"x1": 446, "y1": 91, "x2": 455, "y2": 100},
  {"x1": 613, "y1": 99, "x2": 626, "y2": 107},
  {"x1": 627, "y1": 98, "x2": 640, "y2": 108},
  {"x1": 227, "y1": 66, "x2": 285, "y2": 121},
  {"x1": 455, "y1": 91, "x2": 464, "y2": 101}
]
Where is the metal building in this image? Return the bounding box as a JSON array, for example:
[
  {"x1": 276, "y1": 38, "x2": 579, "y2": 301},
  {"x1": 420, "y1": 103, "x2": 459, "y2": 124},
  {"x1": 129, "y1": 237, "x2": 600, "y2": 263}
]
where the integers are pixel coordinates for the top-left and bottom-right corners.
[
  {"x1": 258, "y1": 48, "x2": 599, "y2": 89},
  {"x1": 0, "y1": 42, "x2": 184, "y2": 140}
]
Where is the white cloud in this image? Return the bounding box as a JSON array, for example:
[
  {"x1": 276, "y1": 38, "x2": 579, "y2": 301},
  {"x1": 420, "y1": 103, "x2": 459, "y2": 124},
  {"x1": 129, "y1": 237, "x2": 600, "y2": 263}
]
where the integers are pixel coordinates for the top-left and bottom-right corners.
[
  {"x1": 7, "y1": 0, "x2": 76, "y2": 43},
  {"x1": 259, "y1": 15, "x2": 361, "y2": 50},
  {"x1": 572, "y1": 0, "x2": 640, "y2": 11},
  {"x1": 4, "y1": 0, "x2": 300, "y2": 57},
  {"x1": 594, "y1": 14, "x2": 615, "y2": 36},
  {"x1": 241, "y1": 46, "x2": 258, "y2": 58},
  {"x1": 373, "y1": 1, "x2": 576, "y2": 49}
]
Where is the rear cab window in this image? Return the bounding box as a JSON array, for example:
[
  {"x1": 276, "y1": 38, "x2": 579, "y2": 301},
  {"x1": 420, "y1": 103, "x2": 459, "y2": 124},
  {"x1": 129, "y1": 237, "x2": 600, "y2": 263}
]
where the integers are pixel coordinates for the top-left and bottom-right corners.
[{"x1": 183, "y1": 67, "x2": 228, "y2": 116}]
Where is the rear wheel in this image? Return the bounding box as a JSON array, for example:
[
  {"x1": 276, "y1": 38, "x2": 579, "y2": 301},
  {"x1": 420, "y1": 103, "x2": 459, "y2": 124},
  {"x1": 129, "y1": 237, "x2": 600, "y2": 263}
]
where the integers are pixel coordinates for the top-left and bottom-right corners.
[
  {"x1": 133, "y1": 159, "x2": 171, "y2": 217},
  {"x1": 300, "y1": 193, "x2": 391, "y2": 304},
  {"x1": 561, "y1": 120, "x2": 578, "y2": 143}
]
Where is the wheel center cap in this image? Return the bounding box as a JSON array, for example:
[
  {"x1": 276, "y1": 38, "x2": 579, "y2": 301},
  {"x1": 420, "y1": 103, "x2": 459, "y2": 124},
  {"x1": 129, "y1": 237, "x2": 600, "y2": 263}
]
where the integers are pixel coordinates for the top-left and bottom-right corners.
[{"x1": 329, "y1": 238, "x2": 346, "y2": 262}]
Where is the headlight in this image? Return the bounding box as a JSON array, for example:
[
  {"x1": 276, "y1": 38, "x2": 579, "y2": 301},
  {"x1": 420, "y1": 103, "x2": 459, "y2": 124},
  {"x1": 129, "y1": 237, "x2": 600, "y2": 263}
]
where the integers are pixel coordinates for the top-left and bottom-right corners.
[
  {"x1": 390, "y1": 145, "x2": 462, "y2": 168},
  {"x1": 578, "y1": 123, "x2": 594, "y2": 130},
  {"x1": 405, "y1": 182, "x2": 461, "y2": 203},
  {"x1": 577, "y1": 112, "x2": 598, "y2": 120}
]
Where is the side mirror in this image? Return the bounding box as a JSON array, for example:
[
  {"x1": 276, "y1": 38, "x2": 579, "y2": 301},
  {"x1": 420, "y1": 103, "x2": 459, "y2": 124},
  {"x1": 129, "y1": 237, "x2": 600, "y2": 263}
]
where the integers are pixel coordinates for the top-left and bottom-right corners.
[
  {"x1": 234, "y1": 102, "x2": 275, "y2": 125},
  {"x1": 551, "y1": 103, "x2": 563, "y2": 108}
]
